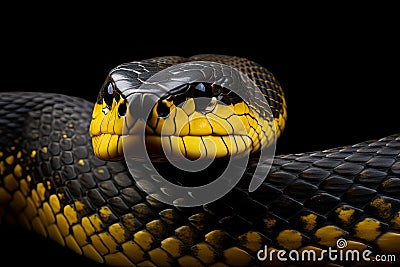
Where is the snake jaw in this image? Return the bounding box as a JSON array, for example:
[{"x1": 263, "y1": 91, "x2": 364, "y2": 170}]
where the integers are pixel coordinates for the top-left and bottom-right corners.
[{"x1": 90, "y1": 134, "x2": 123, "y2": 160}]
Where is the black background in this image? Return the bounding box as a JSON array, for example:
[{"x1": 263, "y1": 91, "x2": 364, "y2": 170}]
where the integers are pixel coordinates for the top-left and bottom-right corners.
[{"x1": 1, "y1": 5, "x2": 399, "y2": 266}]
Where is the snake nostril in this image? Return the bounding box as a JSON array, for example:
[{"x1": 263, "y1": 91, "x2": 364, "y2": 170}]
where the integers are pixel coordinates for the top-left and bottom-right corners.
[
  {"x1": 118, "y1": 101, "x2": 127, "y2": 117},
  {"x1": 156, "y1": 101, "x2": 170, "y2": 118}
]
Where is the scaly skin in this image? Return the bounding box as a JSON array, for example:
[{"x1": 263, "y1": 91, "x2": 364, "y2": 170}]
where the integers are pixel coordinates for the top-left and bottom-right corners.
[{"x1": 0, "y1": 55, "x2": 399, "y2": 267}]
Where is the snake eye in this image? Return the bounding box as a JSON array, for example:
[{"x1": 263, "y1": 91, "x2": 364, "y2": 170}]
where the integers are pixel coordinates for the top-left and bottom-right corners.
[
  {"x1": 103, "y1": 82, "x2": 114, "y2": 107},
  {"x1": 194, "y1": 82, "x2": 206, "y2": 94},
  {"x1": 118, "y1": 101, "x2": 127, "y2": 117},
  {"x1": 157, "y1": 101, "x2": 170, "y2": 118}
]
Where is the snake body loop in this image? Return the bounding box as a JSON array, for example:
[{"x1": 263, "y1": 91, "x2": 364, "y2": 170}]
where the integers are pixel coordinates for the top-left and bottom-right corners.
[{"x1": 0, "y1": 55, "x2": 399, "y2": 266}]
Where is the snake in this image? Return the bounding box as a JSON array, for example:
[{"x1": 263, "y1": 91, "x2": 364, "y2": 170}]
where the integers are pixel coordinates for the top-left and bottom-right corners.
[{"x1": 0, "y1": 54, "x2": 399, "y2": 267}]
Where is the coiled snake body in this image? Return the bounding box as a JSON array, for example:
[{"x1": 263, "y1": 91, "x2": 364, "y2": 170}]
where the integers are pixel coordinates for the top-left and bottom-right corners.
[{"x1": 0, "y1": 55, "x2": 399, "y2": 266}]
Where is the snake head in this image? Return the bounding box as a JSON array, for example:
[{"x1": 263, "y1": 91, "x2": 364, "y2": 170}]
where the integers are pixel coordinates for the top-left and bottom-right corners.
[
  {"x1": 89, "y1": 59, "x2": 283, "y2": 166},
  {"x1": 88, "y1": 57, "x2": 286, "y2": 200}
]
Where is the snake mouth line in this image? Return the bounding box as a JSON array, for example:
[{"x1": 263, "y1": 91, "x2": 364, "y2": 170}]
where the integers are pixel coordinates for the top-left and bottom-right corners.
[
  {"x1": 91, "y1": 132, "x2": 250, "y2": 138},
  {"x1": 92, "y1": 132, "x2": 254, "y2": 160}
]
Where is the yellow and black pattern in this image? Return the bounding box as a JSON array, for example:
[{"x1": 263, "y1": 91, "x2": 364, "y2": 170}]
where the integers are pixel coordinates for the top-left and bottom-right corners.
[
  {"x1": 0, "y1": 55, "x2": 399, "y2": 267},
  {"x1": 90, "y1": 55, "x2": 286, "y2": 161}
]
